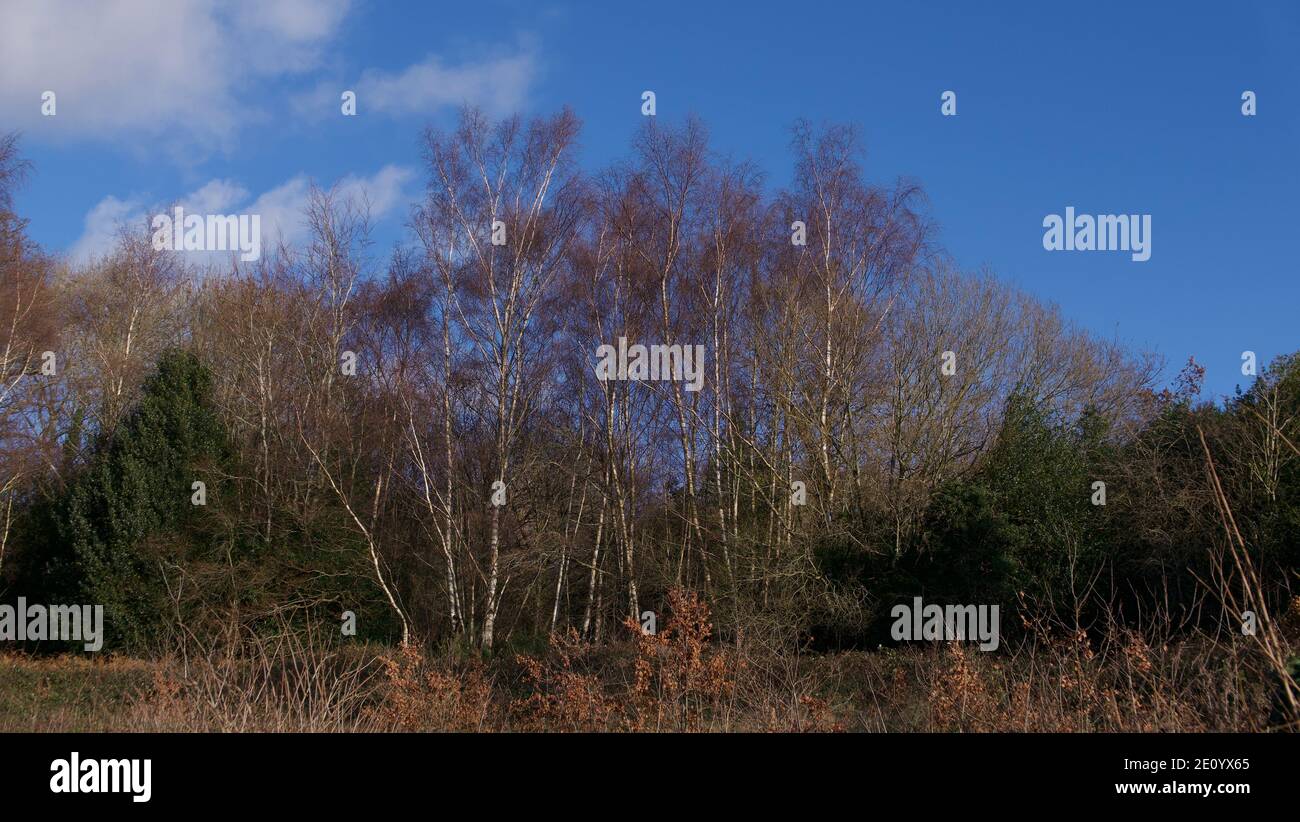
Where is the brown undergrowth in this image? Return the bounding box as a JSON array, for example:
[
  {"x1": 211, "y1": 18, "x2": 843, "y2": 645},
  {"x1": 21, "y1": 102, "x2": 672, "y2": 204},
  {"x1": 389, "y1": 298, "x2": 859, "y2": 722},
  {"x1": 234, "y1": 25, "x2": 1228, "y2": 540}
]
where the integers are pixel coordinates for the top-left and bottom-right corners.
[{"x1": 0, "y1": 590, "x2": 1292, "y2": 732}]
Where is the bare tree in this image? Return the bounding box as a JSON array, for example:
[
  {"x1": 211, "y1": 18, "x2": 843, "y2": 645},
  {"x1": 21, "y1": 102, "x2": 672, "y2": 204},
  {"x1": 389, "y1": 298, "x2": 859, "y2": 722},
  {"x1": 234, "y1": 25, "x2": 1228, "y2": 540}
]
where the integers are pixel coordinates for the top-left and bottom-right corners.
[{"x1": 418, "y1": 107, "x2": 584, "y2": 649}]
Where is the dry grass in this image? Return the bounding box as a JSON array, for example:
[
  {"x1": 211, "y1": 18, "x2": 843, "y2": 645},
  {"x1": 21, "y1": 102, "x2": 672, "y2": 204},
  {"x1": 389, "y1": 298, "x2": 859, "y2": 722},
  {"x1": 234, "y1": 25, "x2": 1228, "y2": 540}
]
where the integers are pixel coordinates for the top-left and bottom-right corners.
[
  {"x1": 1, "y1": 590, "x2": 1293, "y2": 732},
  {"x1": 827, "y1": 624, "x2": 1276, "y2": 732}
]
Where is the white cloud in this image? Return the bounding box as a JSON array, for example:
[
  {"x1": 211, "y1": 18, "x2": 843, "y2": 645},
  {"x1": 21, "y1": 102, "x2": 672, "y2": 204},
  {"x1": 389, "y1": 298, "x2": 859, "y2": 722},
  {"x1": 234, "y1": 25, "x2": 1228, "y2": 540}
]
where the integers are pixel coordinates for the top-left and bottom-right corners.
[
  {"x1": 68, "y1": 165, "x2": 414, "y2": 265},
  {"x1": 0, "y1": 0, "x2": 351, "y2": 149},
  {"x1": 184, "y1": 179, "x2": 251, "y2": 215},
  {"x1": 3, "y1": 1, "x2": 540, "y2": 157},
  {"x1": 294, "y1": 45, "x2": 539, "y2": 120},
  {"x1": 244, "y1": 176, "x2": 312, "y2": 250},
  {"x1": 228, "y1": 0, "x2": 352, "y2": 67},
  {"x1": 250, "y1": 164, "x2": 415, "y2": 248},
  {"x1": 359, "y1": 49, "x2": 538, "y2": 117},
  {"x1": 338, "y1": 164, "x2": 414, "y2": 218},
  {"x1": 68, "y1": 195, "x2": 140, "y2": 264}
]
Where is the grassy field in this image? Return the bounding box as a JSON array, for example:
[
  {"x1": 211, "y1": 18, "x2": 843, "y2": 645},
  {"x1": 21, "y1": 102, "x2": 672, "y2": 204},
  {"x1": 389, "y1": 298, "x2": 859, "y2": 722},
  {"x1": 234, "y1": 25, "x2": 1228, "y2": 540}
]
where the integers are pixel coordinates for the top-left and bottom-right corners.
[
  {"x1": 0, "y1": 654, "x2": 156, "y2": 732},
  {"x1": 2, "y1": 611, "x2": 1289, "y2": 733}
]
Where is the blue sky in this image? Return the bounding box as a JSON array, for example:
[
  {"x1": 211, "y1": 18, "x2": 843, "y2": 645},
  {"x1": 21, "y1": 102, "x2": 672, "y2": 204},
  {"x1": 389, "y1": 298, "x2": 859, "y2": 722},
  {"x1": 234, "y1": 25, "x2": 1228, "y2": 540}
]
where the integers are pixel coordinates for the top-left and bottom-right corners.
[{"x1": 4, "y1": 0, "x2": 1297, "y2": 400}]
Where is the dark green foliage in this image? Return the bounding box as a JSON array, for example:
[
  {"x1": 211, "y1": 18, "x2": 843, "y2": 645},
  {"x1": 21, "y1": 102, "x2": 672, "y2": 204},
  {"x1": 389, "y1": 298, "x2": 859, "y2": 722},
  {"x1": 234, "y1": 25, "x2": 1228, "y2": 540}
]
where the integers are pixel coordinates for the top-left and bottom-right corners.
[
  {"x1": 2, "y1": 349, "x2": 403, "y2": 652},
  {"x1": 815, "y1": 354, "x2": 1300, "y2": 654},
  {"x1": 911, "y1": 481, "x2": 1018, "y2": 604},
  {"x1": 59, "y1": 349, "x2": 232, "y2": 651},
  {"x1": 1231, "y1": 353, "x2": 1300, "y2": 578},
  {"x1": 1268, "y1": 655, "x2": 1300, "y2": 731},
  {"x1": 814, "y1": 480, "x2": 1020, "y2": 647},
  {"x1": 815, "y1": 395, "x2": 1127, "y2": 645},
  {"x1": 980, "y1": 396, "x2": 1114, "y2": 615}
]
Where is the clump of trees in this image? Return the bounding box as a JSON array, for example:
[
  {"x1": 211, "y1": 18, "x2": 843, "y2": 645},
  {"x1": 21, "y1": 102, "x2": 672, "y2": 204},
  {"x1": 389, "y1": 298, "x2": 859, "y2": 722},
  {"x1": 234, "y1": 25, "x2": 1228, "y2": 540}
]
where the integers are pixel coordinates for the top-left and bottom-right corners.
[{"x1": 0, "y1": 111, "x2": 1295, "y2": 681}]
